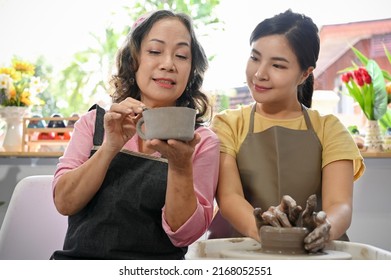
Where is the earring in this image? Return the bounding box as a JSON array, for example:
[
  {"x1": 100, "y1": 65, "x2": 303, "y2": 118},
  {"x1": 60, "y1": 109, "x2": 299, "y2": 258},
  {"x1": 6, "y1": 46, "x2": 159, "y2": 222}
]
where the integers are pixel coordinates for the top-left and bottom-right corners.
[{"x1": 129, "y1": 77, "x2": 135, "y2": 85}]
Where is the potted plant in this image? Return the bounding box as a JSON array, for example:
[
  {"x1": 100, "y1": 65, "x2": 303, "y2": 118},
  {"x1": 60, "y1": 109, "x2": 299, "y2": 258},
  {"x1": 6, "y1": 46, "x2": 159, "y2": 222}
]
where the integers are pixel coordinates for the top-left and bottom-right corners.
[
  {"x1": 0, "y1": 59, "x2": 48, "y2": 151},
  {"x1": 339, "y1": 46, "x2": 390, "y2": 152}
]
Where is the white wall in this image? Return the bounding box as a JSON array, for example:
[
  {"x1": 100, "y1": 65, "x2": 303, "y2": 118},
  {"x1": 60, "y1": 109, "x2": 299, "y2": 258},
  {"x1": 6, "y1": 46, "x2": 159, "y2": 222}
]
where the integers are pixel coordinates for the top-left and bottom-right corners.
[{"x1": 347, "y1": 157, "x2": 391, "y2": 252}]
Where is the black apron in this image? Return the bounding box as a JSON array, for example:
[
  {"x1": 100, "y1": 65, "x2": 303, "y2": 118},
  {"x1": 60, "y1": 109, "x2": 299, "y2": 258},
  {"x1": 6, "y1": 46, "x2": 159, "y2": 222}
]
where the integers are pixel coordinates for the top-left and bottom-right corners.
[
  {"x1": 209, "y1": 104, "x2": 328, "y2": 238},
  {"x1": 51, "y1": 105, "x2": 187, "y2": 259}
]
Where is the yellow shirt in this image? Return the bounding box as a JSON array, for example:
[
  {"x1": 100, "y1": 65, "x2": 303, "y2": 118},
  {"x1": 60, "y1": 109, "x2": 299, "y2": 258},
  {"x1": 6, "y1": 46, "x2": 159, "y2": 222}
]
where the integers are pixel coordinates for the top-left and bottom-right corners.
[{"x1": 211, "y1": 104, "x2": 365, "y2": 181}]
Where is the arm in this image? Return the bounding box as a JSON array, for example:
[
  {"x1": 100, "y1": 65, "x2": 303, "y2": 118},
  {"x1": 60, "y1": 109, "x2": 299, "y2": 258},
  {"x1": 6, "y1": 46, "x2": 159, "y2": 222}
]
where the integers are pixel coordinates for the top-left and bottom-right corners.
[
  {"x1": 54, "y1": 143, "x2": 118, "y2": 216},
  {"x1": 321, "y1": 159, "x2": 354, "y2": 240},
  {"x1": 259, "y1": 159, "x2": 354, "y2": 252},
  {"x1": 158, "y1": 128, "x2": 220, "y2": 246},
  {"x1": 216, "y1": 153, "x2": 259, "y2": 241},
  {"x1": 54, "y1": 99, "x2": 145, "y2": 215},
  {"x1": 300, "y1": 159, "x2": 354, "y2": 252},
  {"x1": 156, "y1": 135, "x2": 200, "y2": 231}
]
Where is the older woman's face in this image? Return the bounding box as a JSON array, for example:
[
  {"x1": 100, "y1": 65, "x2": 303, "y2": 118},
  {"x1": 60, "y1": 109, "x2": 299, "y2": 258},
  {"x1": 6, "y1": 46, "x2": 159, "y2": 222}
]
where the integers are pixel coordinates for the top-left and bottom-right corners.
[{"x1": 136, "y1": 18, "x2": 192, "y2": 108}]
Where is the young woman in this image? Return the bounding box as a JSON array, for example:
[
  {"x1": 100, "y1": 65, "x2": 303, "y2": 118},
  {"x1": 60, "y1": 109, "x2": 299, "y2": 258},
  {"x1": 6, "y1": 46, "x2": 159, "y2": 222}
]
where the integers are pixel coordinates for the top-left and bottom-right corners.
[
  {"x1": 51, "y1": 10, "x2": 220, "y2": 260},
  {"x1": 209, "y1": 9, "x2": 365, "y2": 253}
]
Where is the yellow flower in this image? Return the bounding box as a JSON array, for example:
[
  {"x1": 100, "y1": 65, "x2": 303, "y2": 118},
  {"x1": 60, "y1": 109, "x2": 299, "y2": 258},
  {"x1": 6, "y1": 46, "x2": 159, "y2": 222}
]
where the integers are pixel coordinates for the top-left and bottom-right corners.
[
  {"x1": 0, "y1": 67, "x2": 20, "y2": 81},
  {"x1": 386, "y1": 82, "x2": 391, "y2": 95},
  {"x1": 9, "y1": 85, "x2": 16, "y2": 99},
  {"x1": 0, "y1": 59, "x2": 47, "y2": 107},
  {"x1": 12, "y1": 60, "x2": 35, "y2": 76},
  {"x1": 20, "y1": 89, "x2": 33, "y2": 106}
]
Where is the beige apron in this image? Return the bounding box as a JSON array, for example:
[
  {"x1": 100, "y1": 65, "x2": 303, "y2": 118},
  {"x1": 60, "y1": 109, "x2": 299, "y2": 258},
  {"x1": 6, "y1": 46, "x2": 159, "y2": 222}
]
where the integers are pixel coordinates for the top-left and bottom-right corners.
[
  {"x1": 209, "y1": 103, "x2": 328, "y2": 239},
  {"x1": 237, "y1": 104, "x2": 322, "y2": 211}
]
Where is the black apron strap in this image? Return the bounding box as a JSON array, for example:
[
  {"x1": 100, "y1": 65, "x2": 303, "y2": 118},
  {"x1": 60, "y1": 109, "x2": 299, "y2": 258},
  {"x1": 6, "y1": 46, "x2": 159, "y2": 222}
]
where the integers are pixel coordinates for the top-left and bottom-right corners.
[{"x1": 88, "y1": 104, "x2": 105, "y2": 147}]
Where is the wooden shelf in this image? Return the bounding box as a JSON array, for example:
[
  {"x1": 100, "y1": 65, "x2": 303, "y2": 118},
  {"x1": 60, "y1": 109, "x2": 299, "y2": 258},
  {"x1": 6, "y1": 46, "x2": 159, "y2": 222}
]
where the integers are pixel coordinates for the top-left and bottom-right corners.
[
  {"x1": 4, "y1": 116, "x2": 391, "y2": 159},
  {"x1": 360, "y1": 151, "x2": 391, "y2": 158},
  {"x1": 25, "y1": 127, "x2": 74, "y2": 133},
  {"x1": 20, "y1": 116, "x2": 79, "y2": 154},
  {"x1": 0, "y1": 151, "x2": 64, "y2": 157}
]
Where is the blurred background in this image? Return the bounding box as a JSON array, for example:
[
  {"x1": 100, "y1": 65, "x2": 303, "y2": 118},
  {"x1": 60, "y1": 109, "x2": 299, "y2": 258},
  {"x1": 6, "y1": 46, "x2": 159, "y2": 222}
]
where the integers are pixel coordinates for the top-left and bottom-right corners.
[{"x1": 0, "y1": 0, "x2": 389, "y2": 117}]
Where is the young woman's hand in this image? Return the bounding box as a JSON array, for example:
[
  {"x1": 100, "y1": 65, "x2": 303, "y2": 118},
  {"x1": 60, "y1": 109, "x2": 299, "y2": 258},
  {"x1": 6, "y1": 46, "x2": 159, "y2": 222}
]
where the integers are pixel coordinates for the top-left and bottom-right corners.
[
  {"x1": 301, "y1": 196, "x2": 331, "y2": 252},
  {"x1": 255, "y1": 195, "x2": 303, "y2": 227},
  {"x1": 253, "y1": 194, "x2": 331, "y2": 253}
]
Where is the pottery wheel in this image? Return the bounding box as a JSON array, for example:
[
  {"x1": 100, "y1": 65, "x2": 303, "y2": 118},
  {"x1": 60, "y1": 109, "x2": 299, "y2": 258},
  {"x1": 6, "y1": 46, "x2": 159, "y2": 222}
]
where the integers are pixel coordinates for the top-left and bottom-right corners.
[{"x1": 219, "y1": 248, "x2": 352, "y2": 260}]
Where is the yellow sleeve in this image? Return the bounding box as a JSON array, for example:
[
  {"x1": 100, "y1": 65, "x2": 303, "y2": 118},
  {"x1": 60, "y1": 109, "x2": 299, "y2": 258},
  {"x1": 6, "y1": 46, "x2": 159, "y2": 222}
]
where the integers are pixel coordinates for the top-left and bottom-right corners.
[
  {"x1": 311, "y1": 112, "x2": 365, "y2": 181},
  {"x1": 211, "y1": 105, "x2": 252, "y2": 158}
]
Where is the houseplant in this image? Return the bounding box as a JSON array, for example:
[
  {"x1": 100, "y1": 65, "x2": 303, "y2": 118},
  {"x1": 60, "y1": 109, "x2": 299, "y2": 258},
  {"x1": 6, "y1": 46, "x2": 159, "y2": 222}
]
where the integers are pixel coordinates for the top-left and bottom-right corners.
[
  {"x1": 339, "y1": 46, "x2": 389, "y2": 152},
  {"x1": 0, "y1": 59, "x2": 48, "y2": 151}
]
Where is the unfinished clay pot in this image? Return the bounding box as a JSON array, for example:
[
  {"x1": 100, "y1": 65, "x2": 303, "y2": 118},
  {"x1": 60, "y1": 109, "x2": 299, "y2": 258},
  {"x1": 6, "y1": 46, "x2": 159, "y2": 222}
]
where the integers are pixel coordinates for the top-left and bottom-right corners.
[
  {"x1": 260, "y1": 226, "x2": 309, "y2": 255},
  {"x1": 136, "y1": 107, "x2": 196, "y2": 141}
]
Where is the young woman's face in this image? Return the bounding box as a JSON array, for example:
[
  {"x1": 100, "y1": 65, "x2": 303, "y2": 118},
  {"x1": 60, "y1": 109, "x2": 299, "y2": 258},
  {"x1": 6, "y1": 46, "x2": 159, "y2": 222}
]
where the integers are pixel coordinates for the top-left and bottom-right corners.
[
  {"x1": 246, "y1": 34, "x2": 311, "y2": 106},
  {"x1": 136, "y1": 18, "x2": 192, "y2": 107}
]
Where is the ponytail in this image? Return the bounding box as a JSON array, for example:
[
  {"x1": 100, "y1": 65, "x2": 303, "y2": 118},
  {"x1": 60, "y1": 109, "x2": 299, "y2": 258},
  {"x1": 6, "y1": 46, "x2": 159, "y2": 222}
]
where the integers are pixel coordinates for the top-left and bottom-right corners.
[{"x1": 298, "y1": 73, "x2": 314, "y2": 108}]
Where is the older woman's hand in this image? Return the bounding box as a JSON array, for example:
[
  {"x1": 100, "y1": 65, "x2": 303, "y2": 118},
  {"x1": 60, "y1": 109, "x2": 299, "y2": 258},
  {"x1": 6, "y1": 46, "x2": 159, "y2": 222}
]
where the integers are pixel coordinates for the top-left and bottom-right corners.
[{"x1": 103, "y1": 98, "x2": 145, "y2": 152}]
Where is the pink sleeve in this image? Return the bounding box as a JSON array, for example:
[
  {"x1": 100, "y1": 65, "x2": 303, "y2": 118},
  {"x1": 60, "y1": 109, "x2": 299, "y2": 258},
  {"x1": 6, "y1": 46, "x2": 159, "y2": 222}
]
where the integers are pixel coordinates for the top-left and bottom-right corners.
[
  {"x1": 52, "y1": 109, "x2": 96, "y2": 193},
  {"x1": 161, "y1": 127, "x2": 220, "y2": 246}
]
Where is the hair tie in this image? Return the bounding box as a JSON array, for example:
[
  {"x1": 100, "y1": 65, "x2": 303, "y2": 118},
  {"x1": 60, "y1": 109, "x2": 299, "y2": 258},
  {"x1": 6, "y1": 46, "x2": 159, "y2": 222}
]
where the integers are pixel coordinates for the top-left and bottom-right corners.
[{"x1": 131, "y1": 11, "x2": 155, "y2": 30}]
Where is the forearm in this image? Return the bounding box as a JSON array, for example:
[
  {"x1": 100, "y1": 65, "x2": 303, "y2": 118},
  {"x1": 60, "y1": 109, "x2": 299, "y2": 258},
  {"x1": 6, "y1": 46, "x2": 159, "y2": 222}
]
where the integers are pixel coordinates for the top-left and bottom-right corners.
[
  {"x1": 324, "y1": 203, "x2": 352, "y2": 240},
  {"x1": 219, "y1": 194, "x2": 258, "y2": 240},
  {"x1": 54, "y1": 145, "x2": 117, "y2": 215},
  {"x1": 164, "y1": 163, "x2": 197, "y2": 231},
  {"x1": 322, "y1": 160, "x2": 354, "y2": 240}
]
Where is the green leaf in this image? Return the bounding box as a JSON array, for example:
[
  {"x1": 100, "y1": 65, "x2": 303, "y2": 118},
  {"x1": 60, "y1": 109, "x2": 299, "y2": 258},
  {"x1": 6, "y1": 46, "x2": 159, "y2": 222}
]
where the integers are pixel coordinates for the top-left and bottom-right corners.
[
  {"x1": 382, "y1": 69, "x2": 391, "y2": 81},
  {"x1": 337, "y1": 65, "x2": 358, "y2": 74},
  {"x1": 379, "y1": 108, "x2": 391, "y2": 132},
  {"x1": 347, "y1": 81, "x2": 365, "y2": 110},
  {"x1": 382, "y1": 45, "x2": 391, "y2": 81},
  {"x1": 351, "y1": 47, "x2": 369, "y2": 65},
  {"x1": 384, "y1": 44, "x2": 391, "y2": 67},
  {"x1": 363, "y1": 83, "x2": 373, "y2": 119},
  {"x1": 366, "y1": 60, "x2": 388, "y2": 120}
]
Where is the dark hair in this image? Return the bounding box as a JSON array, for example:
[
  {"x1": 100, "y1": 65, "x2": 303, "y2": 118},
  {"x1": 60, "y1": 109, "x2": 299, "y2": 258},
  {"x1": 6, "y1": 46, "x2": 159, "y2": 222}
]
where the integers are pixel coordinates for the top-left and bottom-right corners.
[
  {"x1": 249, "y1": 9, "x2": 319, "y2": 108},
  {"x1": 109, "y1": 10, "x2": 211, "y2": 124}
]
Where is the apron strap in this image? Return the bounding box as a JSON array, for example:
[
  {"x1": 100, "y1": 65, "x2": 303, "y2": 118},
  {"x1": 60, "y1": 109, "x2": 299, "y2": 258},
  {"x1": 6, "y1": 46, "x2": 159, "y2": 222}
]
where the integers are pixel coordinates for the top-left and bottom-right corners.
[
  {"x1": 88, "y1": 104, "x2": 105, "y2": 146},
  {"x1": 249, "y1": 102, "x2": 257, "y2": 133},
  {"x1": 301, "y1": 104, "x2": 315, "y2": 132}
]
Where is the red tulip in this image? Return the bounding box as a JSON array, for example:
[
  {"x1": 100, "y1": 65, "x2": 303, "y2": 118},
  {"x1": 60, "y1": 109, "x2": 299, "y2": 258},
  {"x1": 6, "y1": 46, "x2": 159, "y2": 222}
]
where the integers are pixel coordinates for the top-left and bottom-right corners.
[
  {"x1": 363, "y1": 72, "x2": 372, "y2": 84},
  {"x1": 341, "y1": 72, "x2": 352, "y2": 83},
  {"x1": 353, "y1": 70, "x2": 364, "y2": 87}
]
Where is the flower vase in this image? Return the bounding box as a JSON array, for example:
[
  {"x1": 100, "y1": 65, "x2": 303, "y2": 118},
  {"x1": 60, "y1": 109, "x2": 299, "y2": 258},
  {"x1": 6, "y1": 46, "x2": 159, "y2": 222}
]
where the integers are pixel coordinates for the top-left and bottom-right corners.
[
  {"x1": 364, "y1": 120, "x2": 384, "y2": 153},
  {"x1": 0, "y1": 106, "x2": 29, "y2": 152}
]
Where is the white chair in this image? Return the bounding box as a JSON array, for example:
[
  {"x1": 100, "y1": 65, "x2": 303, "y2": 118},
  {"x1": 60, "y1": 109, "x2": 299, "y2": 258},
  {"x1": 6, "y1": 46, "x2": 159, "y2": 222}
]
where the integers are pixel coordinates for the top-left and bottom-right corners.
[{"x1": 0, "y1": 175, "x2": 67, "y2": 260}]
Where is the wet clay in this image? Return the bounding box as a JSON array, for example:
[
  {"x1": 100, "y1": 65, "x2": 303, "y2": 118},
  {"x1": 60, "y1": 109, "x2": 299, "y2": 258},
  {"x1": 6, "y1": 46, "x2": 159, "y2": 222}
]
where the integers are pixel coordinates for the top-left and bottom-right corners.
[{"x1": 260, "y1": 226, "x2": 309, "y2": 255}]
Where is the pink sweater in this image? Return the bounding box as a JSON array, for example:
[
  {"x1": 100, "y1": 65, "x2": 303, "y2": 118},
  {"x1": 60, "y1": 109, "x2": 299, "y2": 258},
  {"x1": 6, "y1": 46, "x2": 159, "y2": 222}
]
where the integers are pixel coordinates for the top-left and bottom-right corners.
[{"x1": 52, "y1": 109, "x2": 220, "y2": 247}]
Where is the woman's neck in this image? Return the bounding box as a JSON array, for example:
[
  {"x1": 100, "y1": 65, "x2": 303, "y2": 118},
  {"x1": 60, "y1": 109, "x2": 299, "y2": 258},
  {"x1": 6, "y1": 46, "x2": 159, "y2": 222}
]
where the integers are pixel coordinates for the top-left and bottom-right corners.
[{"x1": 255, "y1": 102, "x2": 303, "y2": 119}]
